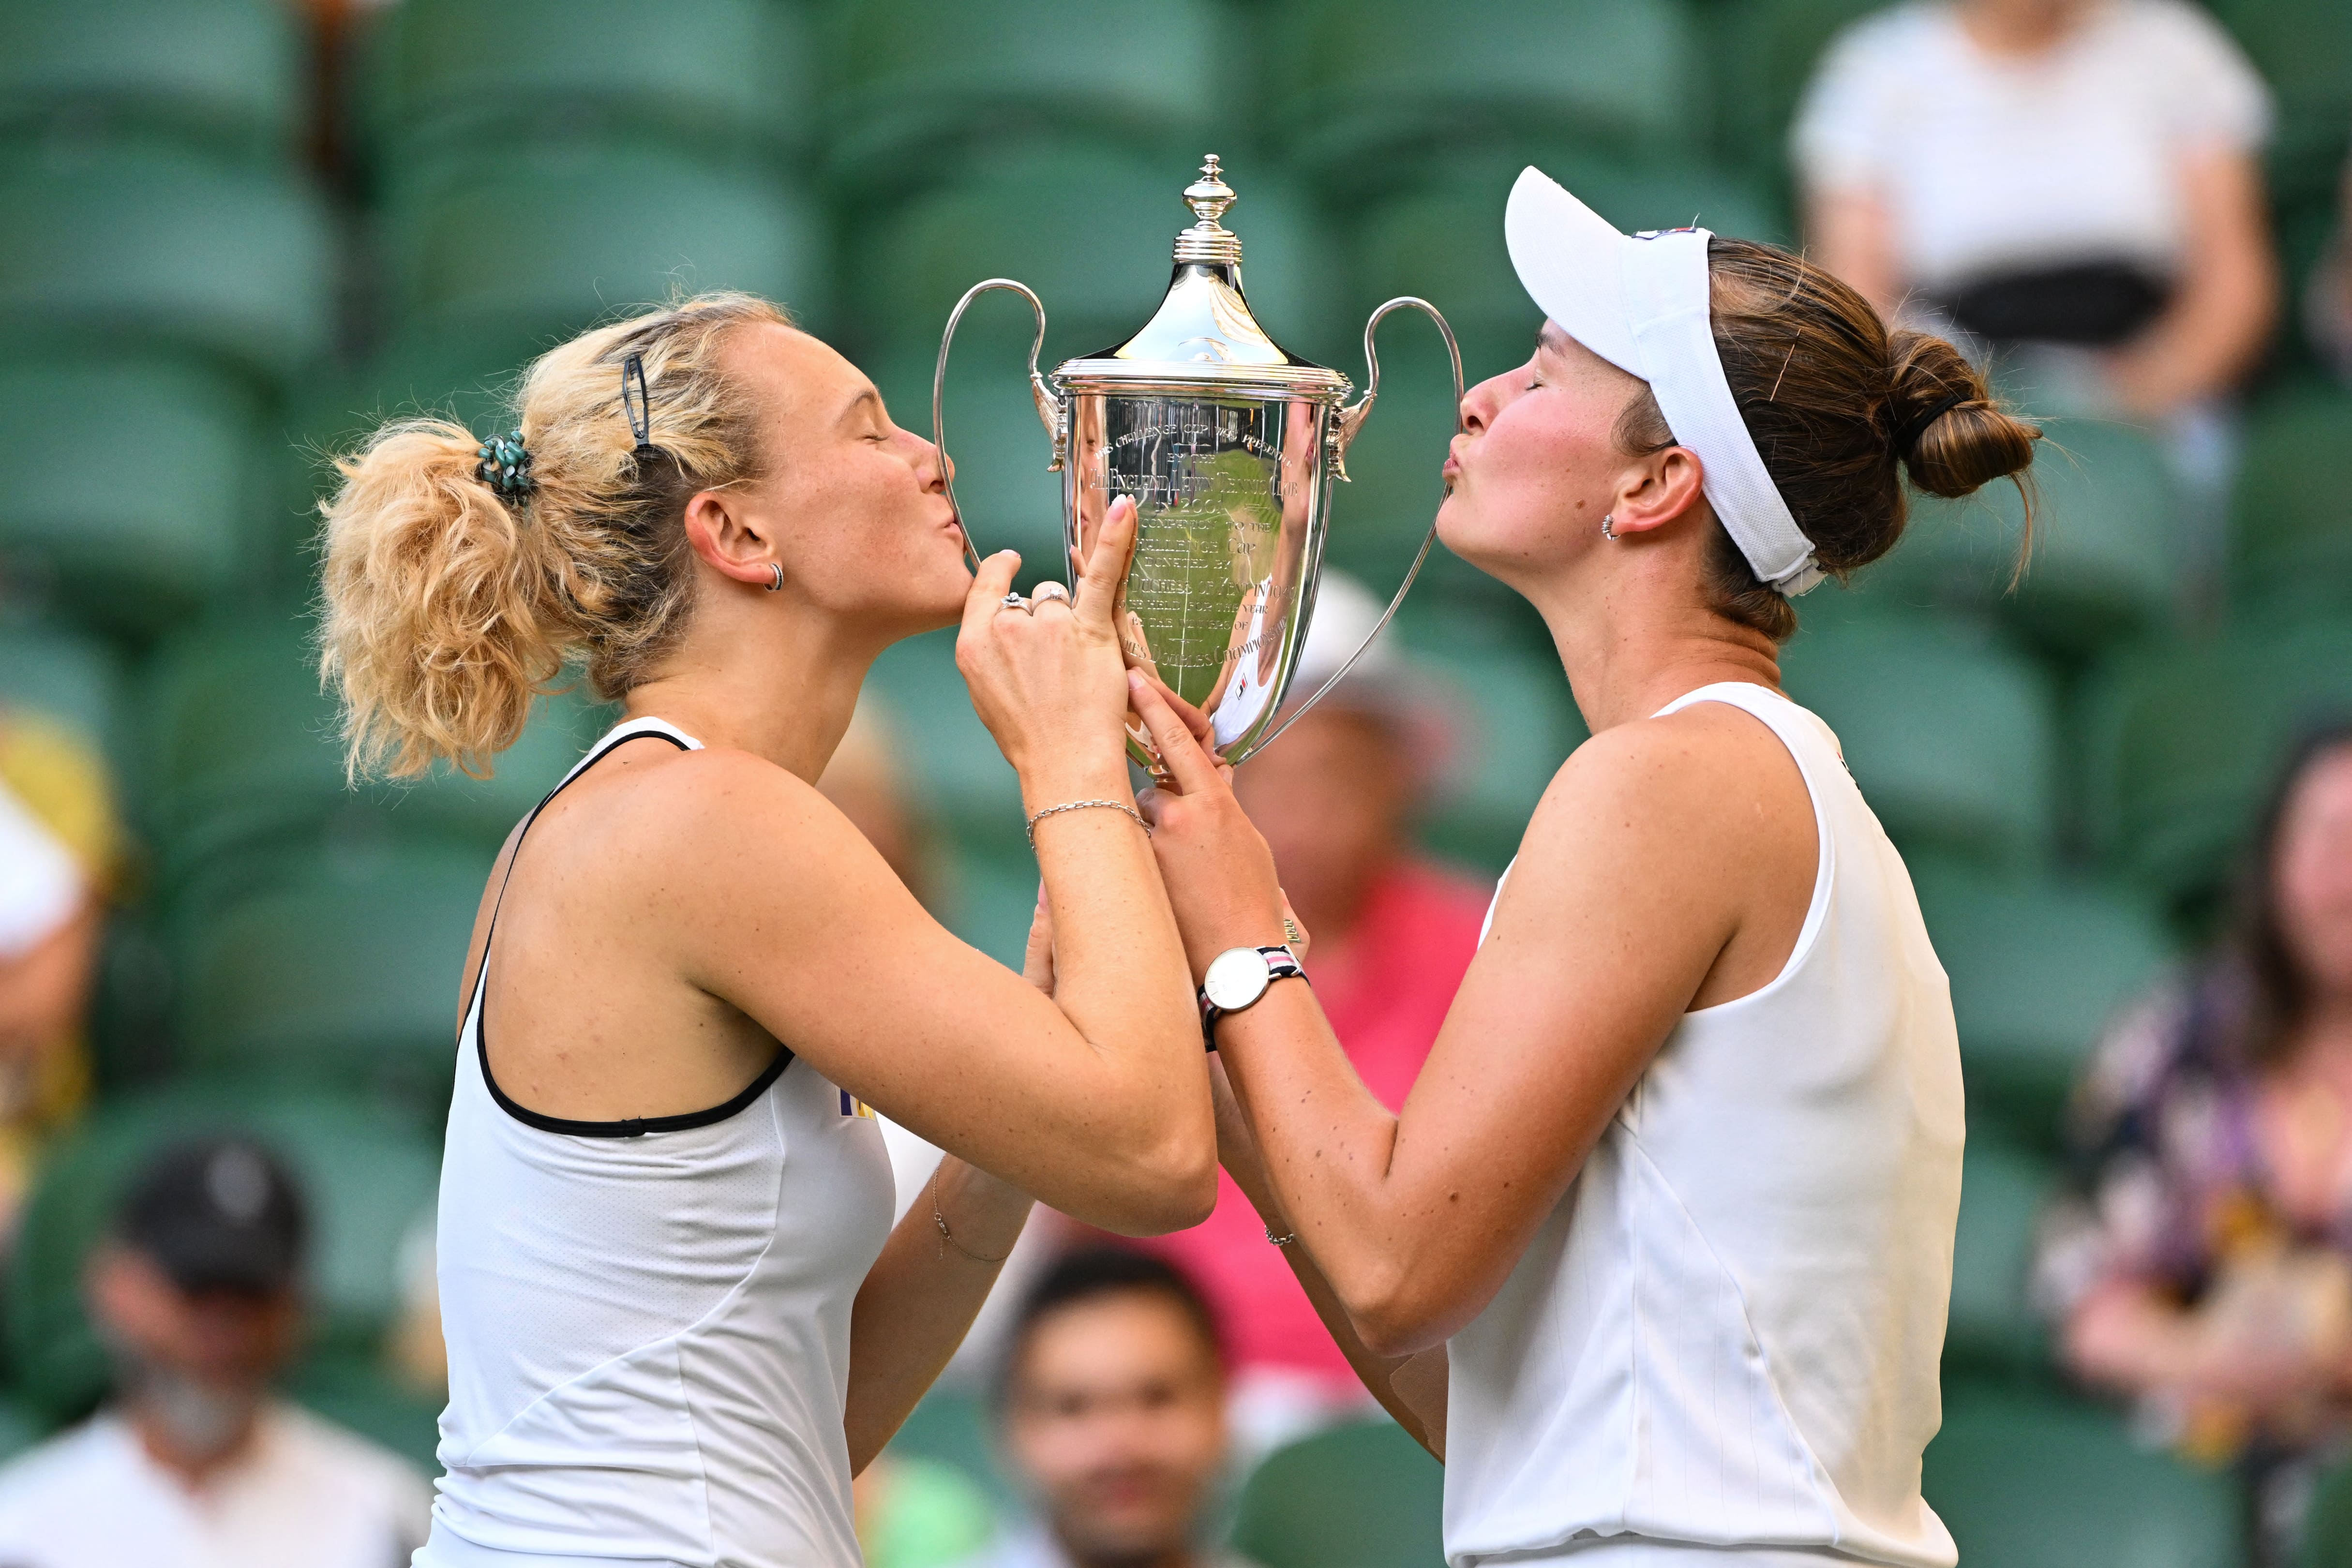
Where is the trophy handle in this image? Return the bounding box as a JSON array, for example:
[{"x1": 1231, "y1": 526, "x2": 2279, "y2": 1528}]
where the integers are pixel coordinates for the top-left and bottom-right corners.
[
  {"x1": 1256, "y1": 297, "x2": 1464, "y2": 754},
  {"x1": 934, "y1": 278, "x2": 1065, "y2": 573}
]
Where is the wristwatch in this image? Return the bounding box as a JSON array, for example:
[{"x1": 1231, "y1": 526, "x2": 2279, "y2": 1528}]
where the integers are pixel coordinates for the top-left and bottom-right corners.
[{"x1": 1199, "y1": 945, "x2": 1307, "y2": 1049}]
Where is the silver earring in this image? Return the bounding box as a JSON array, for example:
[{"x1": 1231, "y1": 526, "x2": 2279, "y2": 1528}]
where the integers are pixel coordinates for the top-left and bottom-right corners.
[
  {"x1": 764, "y1": 562, "x2": 783, "y2": 592},
  {"x1": 1601, "y1": 514, "x2": 1618, "y2": 541}
]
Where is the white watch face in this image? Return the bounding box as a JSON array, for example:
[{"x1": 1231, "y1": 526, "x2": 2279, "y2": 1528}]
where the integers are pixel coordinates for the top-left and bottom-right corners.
[{"x1": 1202, "y1": 947, "x2": 1273, "y2": 1012}]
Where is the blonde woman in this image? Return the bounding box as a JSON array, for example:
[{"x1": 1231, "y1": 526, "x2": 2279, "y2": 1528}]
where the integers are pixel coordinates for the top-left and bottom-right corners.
[{"x1": 317, "y1": 294, "x2": 1216, "y2": 1568}]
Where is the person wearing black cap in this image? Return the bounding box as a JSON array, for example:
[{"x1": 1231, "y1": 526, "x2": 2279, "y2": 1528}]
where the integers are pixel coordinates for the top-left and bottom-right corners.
[{"x1": 0, "y1": 1136, "x2": 428, "y2": 1568}]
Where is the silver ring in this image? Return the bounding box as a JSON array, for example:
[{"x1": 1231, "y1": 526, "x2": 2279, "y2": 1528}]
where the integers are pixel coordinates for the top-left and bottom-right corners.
[
  {"x1": 1032, "y1": 582, "x2": 1070, "y2": 606},
  {"x1": 999, "y1": 591, "x2": 1030, "y2": 613},
  {"x1": 765, "y1": 561, "x2": 784, "y2": 592}
]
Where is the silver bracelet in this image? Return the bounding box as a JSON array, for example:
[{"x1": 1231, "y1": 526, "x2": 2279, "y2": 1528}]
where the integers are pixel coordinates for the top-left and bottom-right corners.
[
  {"x1": 1025, "y1": 798, "x2": 1150, "y2": 850},
  {"x1": 1266, "y1": 1225, "x2": 1298, "y2": 1248}
]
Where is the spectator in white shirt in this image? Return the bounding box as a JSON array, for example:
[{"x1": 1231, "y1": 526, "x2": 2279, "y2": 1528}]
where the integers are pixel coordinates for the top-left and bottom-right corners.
[
  {"x1": 0, "y1": 1137, "x2": 429, "y2": 1568},
  {"x1": 1795, "y1": 0, "x2": 2278, "y2": 432}
]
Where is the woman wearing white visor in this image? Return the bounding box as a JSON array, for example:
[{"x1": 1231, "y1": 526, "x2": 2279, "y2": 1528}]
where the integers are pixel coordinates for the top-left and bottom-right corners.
[{"x1": 1124, "y1": 169, "x2": 2040, "y2": 1567}]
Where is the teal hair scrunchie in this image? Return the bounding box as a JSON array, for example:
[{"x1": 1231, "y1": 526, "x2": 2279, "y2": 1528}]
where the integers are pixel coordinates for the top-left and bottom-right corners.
[{"x1": 475, "y1": 430, "x2": 536, "y2": 499}]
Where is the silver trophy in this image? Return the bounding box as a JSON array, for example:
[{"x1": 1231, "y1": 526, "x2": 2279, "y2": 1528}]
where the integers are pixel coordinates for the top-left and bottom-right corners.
[{"x1": 934, "y1": 155, "x2": 1462, "y2": 767}]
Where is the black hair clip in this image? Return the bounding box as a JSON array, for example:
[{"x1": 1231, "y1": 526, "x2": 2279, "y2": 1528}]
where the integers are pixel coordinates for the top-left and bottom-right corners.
[
  {"x1": 476, "y1": 429, "x2": 535, "y2": 498},
  {"x1": 622, "y1": 352, "x2": 663, "y2": 458}
]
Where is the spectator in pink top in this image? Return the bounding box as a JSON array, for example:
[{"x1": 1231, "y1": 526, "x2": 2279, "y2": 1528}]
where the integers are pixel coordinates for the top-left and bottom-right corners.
[{"x1": 1131, "y1": 575, "x2": 1492, "y2": 1457}]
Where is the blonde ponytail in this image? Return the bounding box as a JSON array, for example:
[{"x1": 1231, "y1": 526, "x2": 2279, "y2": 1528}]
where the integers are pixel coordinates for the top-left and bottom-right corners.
[
  {"x1": 319, "y1": 419, "x2": 565, "y2": 780},
  {"x1": 317, "y1": 292, "x2": 793, "y2": 780}
]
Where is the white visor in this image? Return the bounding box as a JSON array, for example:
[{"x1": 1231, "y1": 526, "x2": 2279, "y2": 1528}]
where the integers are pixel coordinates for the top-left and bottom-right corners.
[{"x1": 1504, "y1": 167, "x2": 1822, "y2": 596}]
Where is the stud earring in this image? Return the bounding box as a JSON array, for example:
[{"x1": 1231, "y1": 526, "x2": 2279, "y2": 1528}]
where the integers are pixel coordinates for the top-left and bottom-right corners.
[
  {"x1": 1601, "y1": 514, "x2": 1618, "y2": 541},
  {"x1": 764, "y1": 562, "x2": 784, "y2": 592}
]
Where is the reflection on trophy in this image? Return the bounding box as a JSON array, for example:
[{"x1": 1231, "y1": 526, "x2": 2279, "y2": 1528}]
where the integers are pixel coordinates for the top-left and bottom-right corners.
[{"x1": 936, "y1": 155, "x2": 1463, "y2": 767}]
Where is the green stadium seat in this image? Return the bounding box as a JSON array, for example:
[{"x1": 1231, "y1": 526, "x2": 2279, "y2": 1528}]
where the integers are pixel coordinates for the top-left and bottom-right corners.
[
  {"x1": 140, "y1": 608, "x2": 615, "y2": 899},
  {"x1": 0, "y1": 147, "x2": 333, "y2": 388},
  {"x1": 2210, "y1": 0, "x2": 2352, "y2": 219},
  {"x1": 1944, "y1": 1133, "x2": 2058, "y2": 1375},
  {"x1": 822, "y1": 0, "x2": 1224, "y2": 194},
  {"x1": 1276, "y1": 0, "x2": 1707, "y2": 194},
  {"x1": 0, "y1": 620, "x2": 128, "y2": 771},
  {"x1": 858, "y1": 145, "x2": 1335, "y2": 568},
  {"x1": 0, "y1": 354, "x2": 263, "y2": 640},
  {"x1": 2302, "y1": 1447, "x2": 2352, "y2": 1568},
  {"x1": 167, "y1": 841, "x2": 487, "y2": 1112},
  {"x1": 357, "y1": 0, "x2": 809, "y2": 170},
  {"x1": 7, "y1": 1085, "x2": 440, "y2": 1426},
  {"x1": 380, "y1": 143, "x2": 828, "y2": 343},
  {"x1": 1230, "y1": 1418, "x2": 1444, "y2": 1568},
  {"x1": 1923, "y1": 1385, "x2": 2244, "y2": 1568},
  {"x1": 2228, "y1": 384, "x2": 2352, "y2": 618},
  {"x1": 1910, "y1": 860, "x2": 2174, "y2": 1149},
  {"x1": 1779, "y1": 612, "x2": 2056, "y2": 873},
  {"x1": 1865, "y1": 418, "x2": 2183, "y2": 662},
  {"x1": 1707, "y1": 0, "x2": 1885, "y2": 190},
  {"x1": 2207, "y1": 0, "x2": 2346, "y2": 374},
  {"x1": 2082, "y1": 618, "x2": 2352, "y2": 916},
  {"x1": 858, "y1": 144, "x2": 1337, "y2": 363},
  {"x1": 1392, "y1": 612, "x2": 1585, "y2": 874},
  {"x1": 0, "y1": 0, "x2": 302, "y2": 166}
]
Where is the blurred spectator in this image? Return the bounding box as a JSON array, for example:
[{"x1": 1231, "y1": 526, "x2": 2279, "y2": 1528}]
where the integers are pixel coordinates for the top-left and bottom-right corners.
[
  {"x1": 2039, "y1": 722, "x2": 2352, "y2": 1546},
  {"x1": 1795, "y1": 0, "x2": 2277, "y2": 446},
  {"x1": 2307, "y1": 153, "x2": 2352, "y2": 377},
  {"x1": 957, "y1": 1249, "x2": 1260, "y2": 1568},
  {"x1": 0, "y1": 1137, "x2": 430, "y2": 1567},
  {"x1": 1133, "y1": 575, "x2": 1490, "y2": 1456},
  {"x1": 0, "y1": 708, "x2": 118, "y2": 1247}
]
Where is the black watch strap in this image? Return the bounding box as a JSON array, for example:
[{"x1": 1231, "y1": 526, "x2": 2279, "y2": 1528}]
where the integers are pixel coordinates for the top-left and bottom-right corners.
[{"x1": 1201, "y1": 946, "x2": 1307, "y2": 1051}]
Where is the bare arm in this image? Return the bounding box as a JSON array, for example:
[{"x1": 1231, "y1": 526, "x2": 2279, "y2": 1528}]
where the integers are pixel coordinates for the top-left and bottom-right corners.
[
  {"x1": 456, "y1": 500, "x2": 1214, "y2": 1237},
  {"x1": 700, "y1": 507, "x2": 1213, "y2": 1236},
  {"x1": 842, "y1": 894, "x2": 1068, "y2": 1470},
  {"x1": 1210, "y1": 1056, "x2": 1448, "y2": 1458},
  {"x1": 1804, "y1": 185, "x2": 1905, "y2": 321},
  {"x1": 2106, "y1": 146, "x2": 2277, "y2": 419},
  {"x1": 1131, "y1": 683, "x2": 1816, "y2": 1357},
  {"x1": 845, "y1": 1155, "x2": 1030, "y2": 1472}
]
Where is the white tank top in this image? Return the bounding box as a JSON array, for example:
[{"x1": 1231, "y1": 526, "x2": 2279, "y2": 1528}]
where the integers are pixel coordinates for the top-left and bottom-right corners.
[
  {"x1": 418, "y1": 718, "x2": 897, "y2": 1568},
  {"x1": 1443, "y1": 683, "x2": 1964, "y2": 1568}
]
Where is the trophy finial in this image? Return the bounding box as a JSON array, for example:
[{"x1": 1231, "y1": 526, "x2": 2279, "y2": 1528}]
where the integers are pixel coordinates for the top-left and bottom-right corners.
[
  {"x1": 1184, "y1": 155, "x2": 1235, "y2": 228},
  {"x1": 1175, "y1": 154, "x2": 1241, "y2": 265}
]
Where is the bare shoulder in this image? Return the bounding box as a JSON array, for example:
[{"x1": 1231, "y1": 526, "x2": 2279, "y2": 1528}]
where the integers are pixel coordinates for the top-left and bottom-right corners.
[
  {"x1": 1527, "y1": 700, "x2": 1806, "y2": 852},
  {"x1": 594, "y1": 744, "x2": 854, "y2": 853},
  {"x1": 528, "y1": 741, "x2": 890, "y2": 911},
  {"x1": 1489, "y1": 695, "x2": 1817, "y2": 1007}
]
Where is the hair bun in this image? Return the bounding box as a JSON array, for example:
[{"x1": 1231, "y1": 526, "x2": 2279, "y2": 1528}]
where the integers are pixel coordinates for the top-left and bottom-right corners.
[{"x1": 1886, "y1": 331, "x2": 2040, "y2": 500}]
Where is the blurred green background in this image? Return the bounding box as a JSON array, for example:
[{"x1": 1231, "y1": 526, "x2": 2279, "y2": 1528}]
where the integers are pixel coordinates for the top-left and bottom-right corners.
[{"x1": 1, "y1": 1, "x2": 2350, "y2": 1565}]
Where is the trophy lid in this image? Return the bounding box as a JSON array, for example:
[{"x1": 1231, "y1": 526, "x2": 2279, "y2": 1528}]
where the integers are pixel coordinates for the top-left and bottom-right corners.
[{"x1": 1051, "y1": 156, "x2": 1352, "y2": 403}]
